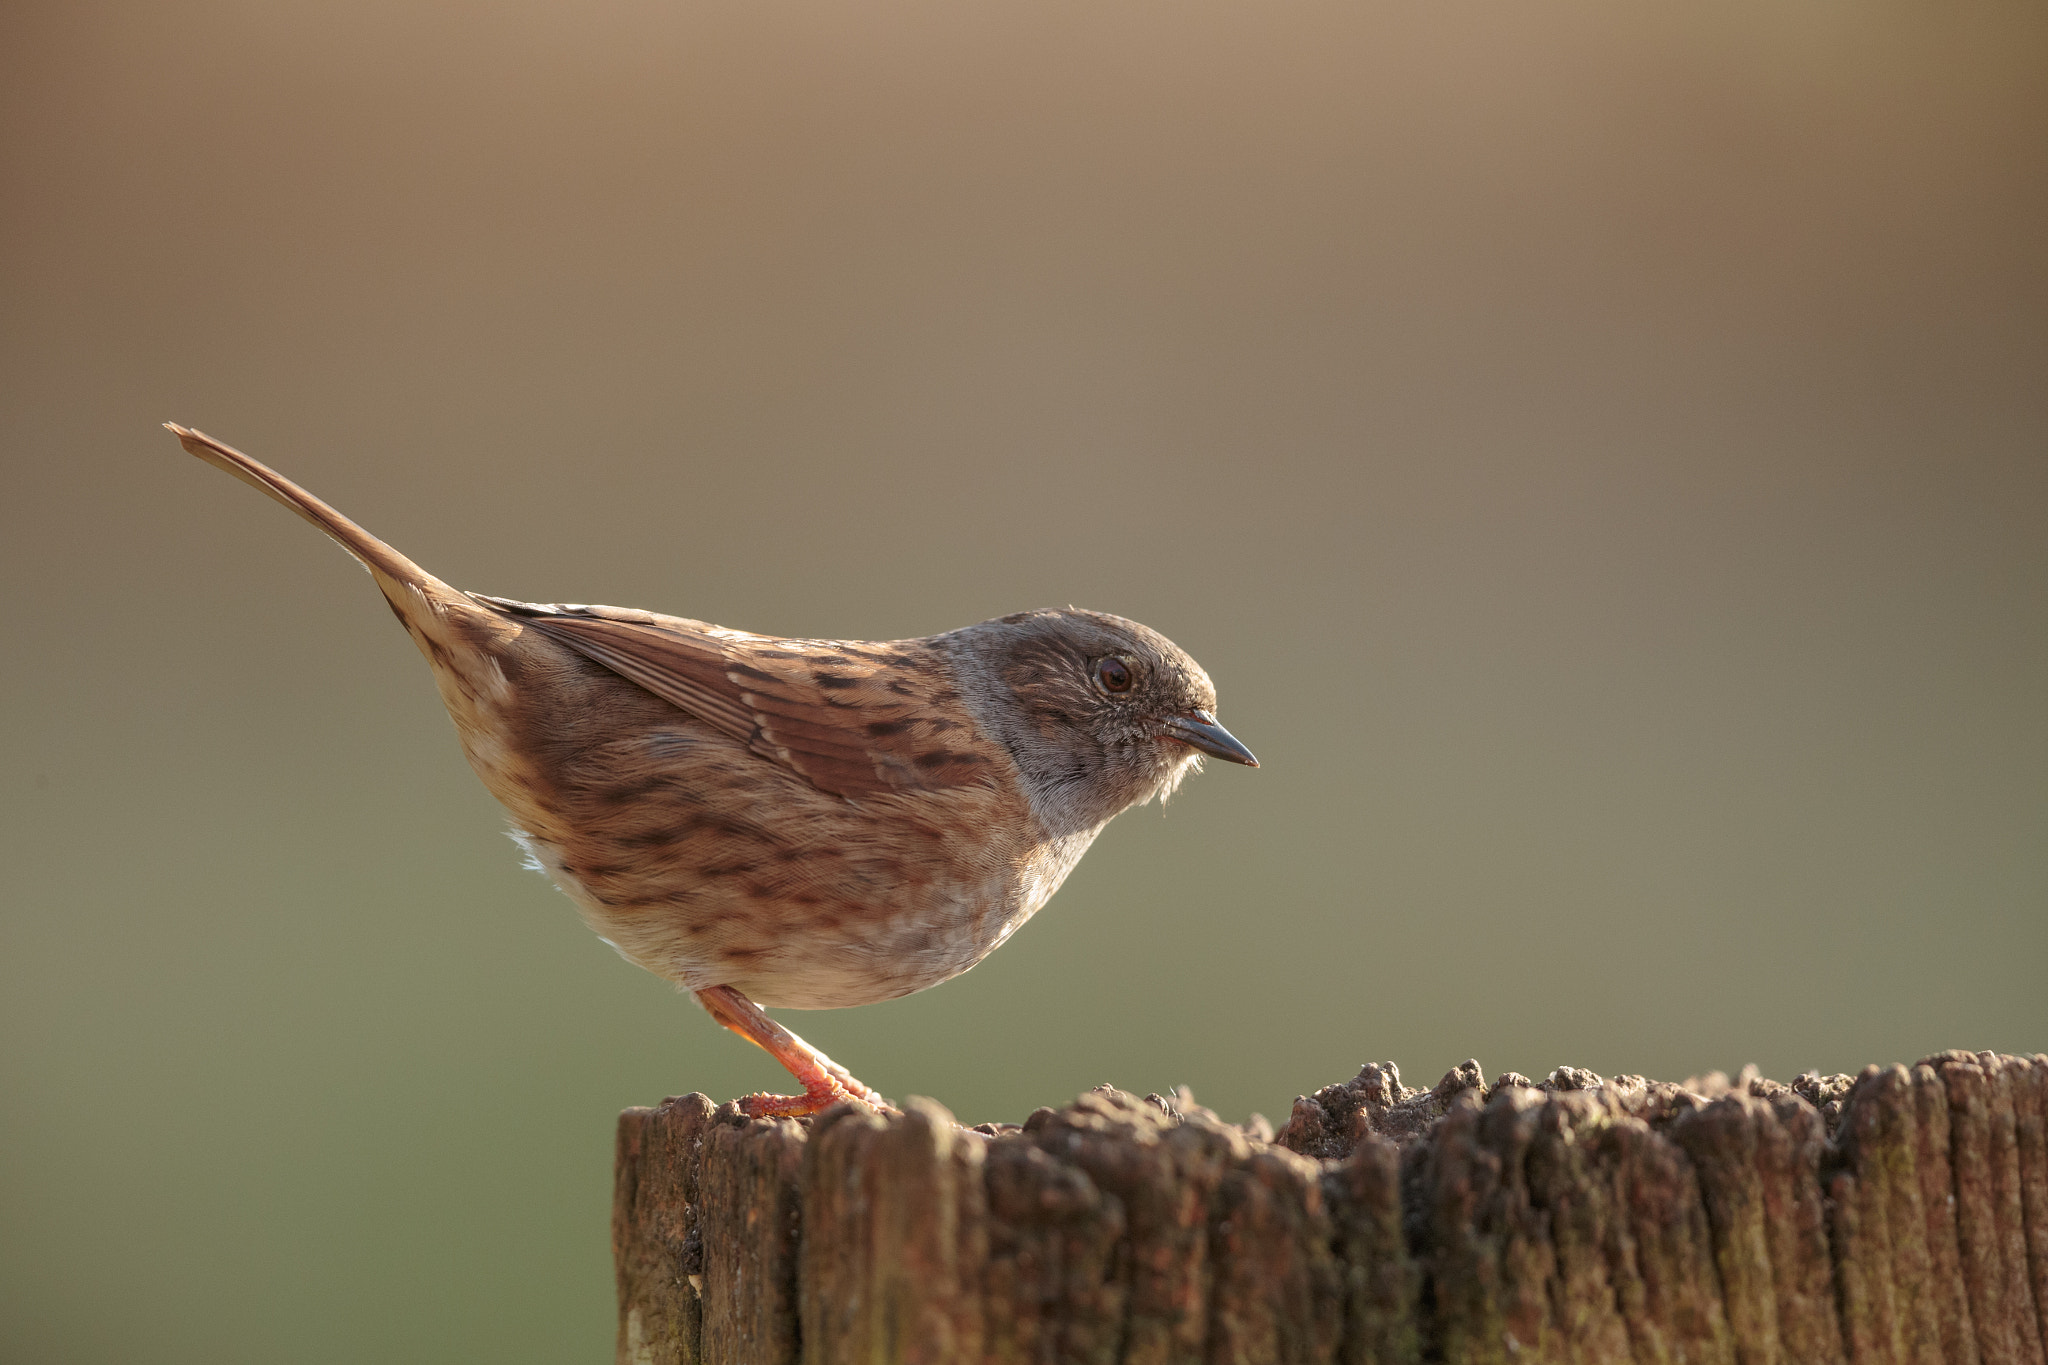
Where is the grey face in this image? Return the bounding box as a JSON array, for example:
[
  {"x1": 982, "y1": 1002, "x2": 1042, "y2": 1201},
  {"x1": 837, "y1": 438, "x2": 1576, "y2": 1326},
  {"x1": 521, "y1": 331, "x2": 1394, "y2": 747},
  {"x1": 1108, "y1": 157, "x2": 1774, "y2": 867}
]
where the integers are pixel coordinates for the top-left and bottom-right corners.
[{"x1": 941, "y1": 608, "x2": 1254, "y2": 835}]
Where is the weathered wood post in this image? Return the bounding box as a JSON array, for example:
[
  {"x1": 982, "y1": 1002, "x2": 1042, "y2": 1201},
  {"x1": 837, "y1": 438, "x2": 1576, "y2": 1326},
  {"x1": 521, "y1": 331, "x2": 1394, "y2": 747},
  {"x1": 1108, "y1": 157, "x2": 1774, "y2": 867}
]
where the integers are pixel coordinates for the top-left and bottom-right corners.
[{"x1": 613, "y1": 1050, "x2": 2048, "y2": 1364}]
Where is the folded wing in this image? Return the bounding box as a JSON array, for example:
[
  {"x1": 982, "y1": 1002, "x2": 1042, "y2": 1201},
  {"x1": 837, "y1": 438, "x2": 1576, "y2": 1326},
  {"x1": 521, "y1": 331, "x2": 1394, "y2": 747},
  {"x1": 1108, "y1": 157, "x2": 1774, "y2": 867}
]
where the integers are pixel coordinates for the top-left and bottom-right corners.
[{"x1": 474, "y1": 596, "x2": 994, "y2": 799}]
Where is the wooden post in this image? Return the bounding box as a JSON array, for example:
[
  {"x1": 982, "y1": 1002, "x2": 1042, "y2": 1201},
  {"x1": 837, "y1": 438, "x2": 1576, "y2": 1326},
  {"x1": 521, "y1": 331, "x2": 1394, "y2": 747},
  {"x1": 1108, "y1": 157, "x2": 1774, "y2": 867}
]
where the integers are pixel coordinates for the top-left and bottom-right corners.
[{"x1": 612, "y1": 1050, "x2": 2048, "y2": 1364}]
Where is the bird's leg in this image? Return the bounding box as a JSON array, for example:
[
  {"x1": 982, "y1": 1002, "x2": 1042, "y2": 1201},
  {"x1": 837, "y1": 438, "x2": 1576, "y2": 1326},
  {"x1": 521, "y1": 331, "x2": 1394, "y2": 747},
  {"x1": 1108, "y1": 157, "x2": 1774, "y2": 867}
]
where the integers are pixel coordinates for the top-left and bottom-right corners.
[{"x1": 693, "y1": 985, "x2": 894, "y2": 1118}]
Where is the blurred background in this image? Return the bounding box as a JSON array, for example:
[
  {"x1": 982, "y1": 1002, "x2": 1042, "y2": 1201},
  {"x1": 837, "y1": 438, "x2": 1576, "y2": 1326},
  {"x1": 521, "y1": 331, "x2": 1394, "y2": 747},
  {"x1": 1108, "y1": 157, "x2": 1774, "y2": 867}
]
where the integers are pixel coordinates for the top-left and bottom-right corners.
[{"x1": 4, "y1": 1, "x2": 2044, "y2": 1359}]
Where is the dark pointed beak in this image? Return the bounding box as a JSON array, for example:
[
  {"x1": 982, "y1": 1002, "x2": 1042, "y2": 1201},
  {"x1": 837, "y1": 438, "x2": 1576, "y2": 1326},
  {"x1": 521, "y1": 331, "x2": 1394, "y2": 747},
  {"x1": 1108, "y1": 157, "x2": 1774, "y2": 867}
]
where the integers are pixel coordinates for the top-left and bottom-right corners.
[{"x1": 1161, "y1": 710, "x2": 1258, "y2": 767}]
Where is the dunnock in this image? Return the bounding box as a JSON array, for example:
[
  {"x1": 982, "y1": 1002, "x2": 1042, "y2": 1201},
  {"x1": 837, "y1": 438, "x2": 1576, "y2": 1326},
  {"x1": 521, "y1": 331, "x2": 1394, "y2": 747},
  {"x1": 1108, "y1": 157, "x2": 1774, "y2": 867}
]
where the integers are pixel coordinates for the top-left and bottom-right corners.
[{"x1": 168, "y1": 425, "x2": 1255, "y2": 1116}]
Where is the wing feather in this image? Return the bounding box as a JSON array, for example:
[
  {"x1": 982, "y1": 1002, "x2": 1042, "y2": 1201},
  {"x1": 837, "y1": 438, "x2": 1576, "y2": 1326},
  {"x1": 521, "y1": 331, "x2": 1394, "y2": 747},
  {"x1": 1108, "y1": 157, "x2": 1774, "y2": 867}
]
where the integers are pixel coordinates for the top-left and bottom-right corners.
[{"x1": 473, "y1": 595, "x2": 993, "y2": 800}]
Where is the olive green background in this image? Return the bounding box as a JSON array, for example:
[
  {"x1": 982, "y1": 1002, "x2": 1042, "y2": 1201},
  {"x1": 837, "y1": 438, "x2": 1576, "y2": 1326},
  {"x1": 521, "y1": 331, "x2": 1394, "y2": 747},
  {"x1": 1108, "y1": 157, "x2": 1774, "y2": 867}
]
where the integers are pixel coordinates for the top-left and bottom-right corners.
[{"x1": 3, "y1": 2, "x2": 2043, "y2": 1360}]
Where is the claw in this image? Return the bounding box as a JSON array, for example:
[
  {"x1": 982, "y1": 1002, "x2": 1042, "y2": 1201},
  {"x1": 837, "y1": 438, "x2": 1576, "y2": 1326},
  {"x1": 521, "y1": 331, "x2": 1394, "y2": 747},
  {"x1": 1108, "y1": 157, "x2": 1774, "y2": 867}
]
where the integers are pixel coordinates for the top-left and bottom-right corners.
[
  {"x1": 736, "y1": 1080, "x2": 892, "y2": 1119},
  {"x1": 695, "y1": 983, "x2": 896, "y2": 1118}
]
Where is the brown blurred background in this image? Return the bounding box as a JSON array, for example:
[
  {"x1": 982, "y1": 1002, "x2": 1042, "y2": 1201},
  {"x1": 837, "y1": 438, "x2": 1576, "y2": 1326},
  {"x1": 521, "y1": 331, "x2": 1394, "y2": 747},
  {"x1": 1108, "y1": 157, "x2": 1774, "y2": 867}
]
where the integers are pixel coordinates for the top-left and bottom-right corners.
[{"x1": 3, "y1": 1, "x2": 2043, "y2": 1359}]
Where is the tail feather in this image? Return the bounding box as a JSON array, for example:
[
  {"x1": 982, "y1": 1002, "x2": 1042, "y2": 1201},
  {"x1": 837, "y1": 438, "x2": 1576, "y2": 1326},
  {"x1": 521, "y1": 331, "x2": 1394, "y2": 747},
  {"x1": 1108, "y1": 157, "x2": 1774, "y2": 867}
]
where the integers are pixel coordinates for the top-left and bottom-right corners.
[
  {"x1": 165, "y1": 423, "x2": 452, "y2": 600},
  {"x1": 162, "y1": 420, "x2": 521, "y2": 697}
]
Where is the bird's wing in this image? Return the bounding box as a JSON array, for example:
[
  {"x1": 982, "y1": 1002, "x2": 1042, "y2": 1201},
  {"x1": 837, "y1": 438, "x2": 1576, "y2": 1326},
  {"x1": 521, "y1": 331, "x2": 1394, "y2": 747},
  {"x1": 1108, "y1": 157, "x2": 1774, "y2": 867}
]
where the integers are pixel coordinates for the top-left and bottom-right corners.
[{"x1": 473, "y1": 596, "x2": 995, "y2": 799}]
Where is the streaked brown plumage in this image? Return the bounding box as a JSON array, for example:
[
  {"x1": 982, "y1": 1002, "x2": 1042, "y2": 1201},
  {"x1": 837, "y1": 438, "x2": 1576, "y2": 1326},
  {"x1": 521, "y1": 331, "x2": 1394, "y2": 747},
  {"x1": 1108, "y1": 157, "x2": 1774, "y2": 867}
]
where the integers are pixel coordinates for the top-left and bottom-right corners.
[{"x1": 168, "y1": 424, "x2": 1256, "y2": 1115}]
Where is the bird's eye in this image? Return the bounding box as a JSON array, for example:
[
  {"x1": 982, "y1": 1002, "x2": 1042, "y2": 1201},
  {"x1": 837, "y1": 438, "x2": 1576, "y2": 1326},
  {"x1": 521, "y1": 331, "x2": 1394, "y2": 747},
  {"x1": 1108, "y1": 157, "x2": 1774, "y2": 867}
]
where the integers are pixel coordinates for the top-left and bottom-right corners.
[{"x1": 1094, "y1": 656, "x2": 1134, "y2": 694}]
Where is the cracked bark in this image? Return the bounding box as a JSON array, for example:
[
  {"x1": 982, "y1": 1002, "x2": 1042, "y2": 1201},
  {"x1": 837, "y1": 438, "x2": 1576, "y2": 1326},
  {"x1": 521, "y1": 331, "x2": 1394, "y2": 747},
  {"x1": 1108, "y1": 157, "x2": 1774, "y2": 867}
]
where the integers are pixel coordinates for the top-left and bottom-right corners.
[{"x1": 613, "y1": 1051, "x2": 2048, "y2": 1364}]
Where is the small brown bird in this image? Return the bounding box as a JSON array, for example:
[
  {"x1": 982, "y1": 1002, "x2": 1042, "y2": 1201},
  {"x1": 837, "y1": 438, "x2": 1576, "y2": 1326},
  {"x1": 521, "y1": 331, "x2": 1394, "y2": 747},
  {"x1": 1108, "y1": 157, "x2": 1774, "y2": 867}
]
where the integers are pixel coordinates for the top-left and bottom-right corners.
[{"x1": 168, "y1": 425, "x2": 1255, "y2": 1116}]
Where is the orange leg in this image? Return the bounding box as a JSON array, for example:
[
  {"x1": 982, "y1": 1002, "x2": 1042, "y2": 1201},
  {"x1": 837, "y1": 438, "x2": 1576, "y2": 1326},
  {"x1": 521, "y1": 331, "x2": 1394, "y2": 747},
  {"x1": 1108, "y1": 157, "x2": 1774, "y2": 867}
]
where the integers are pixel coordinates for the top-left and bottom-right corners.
[{"x1": 693, "y1": 985, "x2": 893, "y2": 1118}]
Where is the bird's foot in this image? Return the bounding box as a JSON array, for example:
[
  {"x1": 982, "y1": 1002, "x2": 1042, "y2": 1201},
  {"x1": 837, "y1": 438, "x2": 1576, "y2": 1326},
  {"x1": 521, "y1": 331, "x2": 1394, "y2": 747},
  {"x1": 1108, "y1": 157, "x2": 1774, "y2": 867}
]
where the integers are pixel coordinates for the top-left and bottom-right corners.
[
  {"x1": 695, "y1": 984, "x2": 897, "y2": 1119},
  {"x1": 736, "y1": 1074, "x2": 893, "y2": 1119},
  {"x1": 812, "y1": 1057, "x2": 894, "y2": 1111}
]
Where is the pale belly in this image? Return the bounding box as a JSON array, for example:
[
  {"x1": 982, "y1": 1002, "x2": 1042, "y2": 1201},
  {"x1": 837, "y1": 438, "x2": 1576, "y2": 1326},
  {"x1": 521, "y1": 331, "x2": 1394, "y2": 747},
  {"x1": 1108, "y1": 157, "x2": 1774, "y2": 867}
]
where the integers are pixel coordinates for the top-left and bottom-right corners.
[{"x1": 513, "y1": 823, "x2": 1102, "y2": 1008}]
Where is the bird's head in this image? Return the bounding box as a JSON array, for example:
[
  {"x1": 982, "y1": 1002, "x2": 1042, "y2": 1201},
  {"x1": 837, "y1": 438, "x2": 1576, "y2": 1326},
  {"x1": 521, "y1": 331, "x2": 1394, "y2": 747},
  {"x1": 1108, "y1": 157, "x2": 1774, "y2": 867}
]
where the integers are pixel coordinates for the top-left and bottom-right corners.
[{"x1": 946, "y1": 607, "x2": 1255, "y2": 834}]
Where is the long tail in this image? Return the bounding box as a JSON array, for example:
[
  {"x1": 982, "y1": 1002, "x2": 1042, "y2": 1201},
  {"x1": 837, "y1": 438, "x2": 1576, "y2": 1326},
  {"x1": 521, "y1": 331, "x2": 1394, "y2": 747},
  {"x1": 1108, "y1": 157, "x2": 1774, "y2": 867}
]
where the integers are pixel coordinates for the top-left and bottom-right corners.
[
  {"x1": 162, "y1": 420, "x2": 516, "y2": 699},
  {"x1": 165, "y1": 423, "x2": 450, "y2": 598}
]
